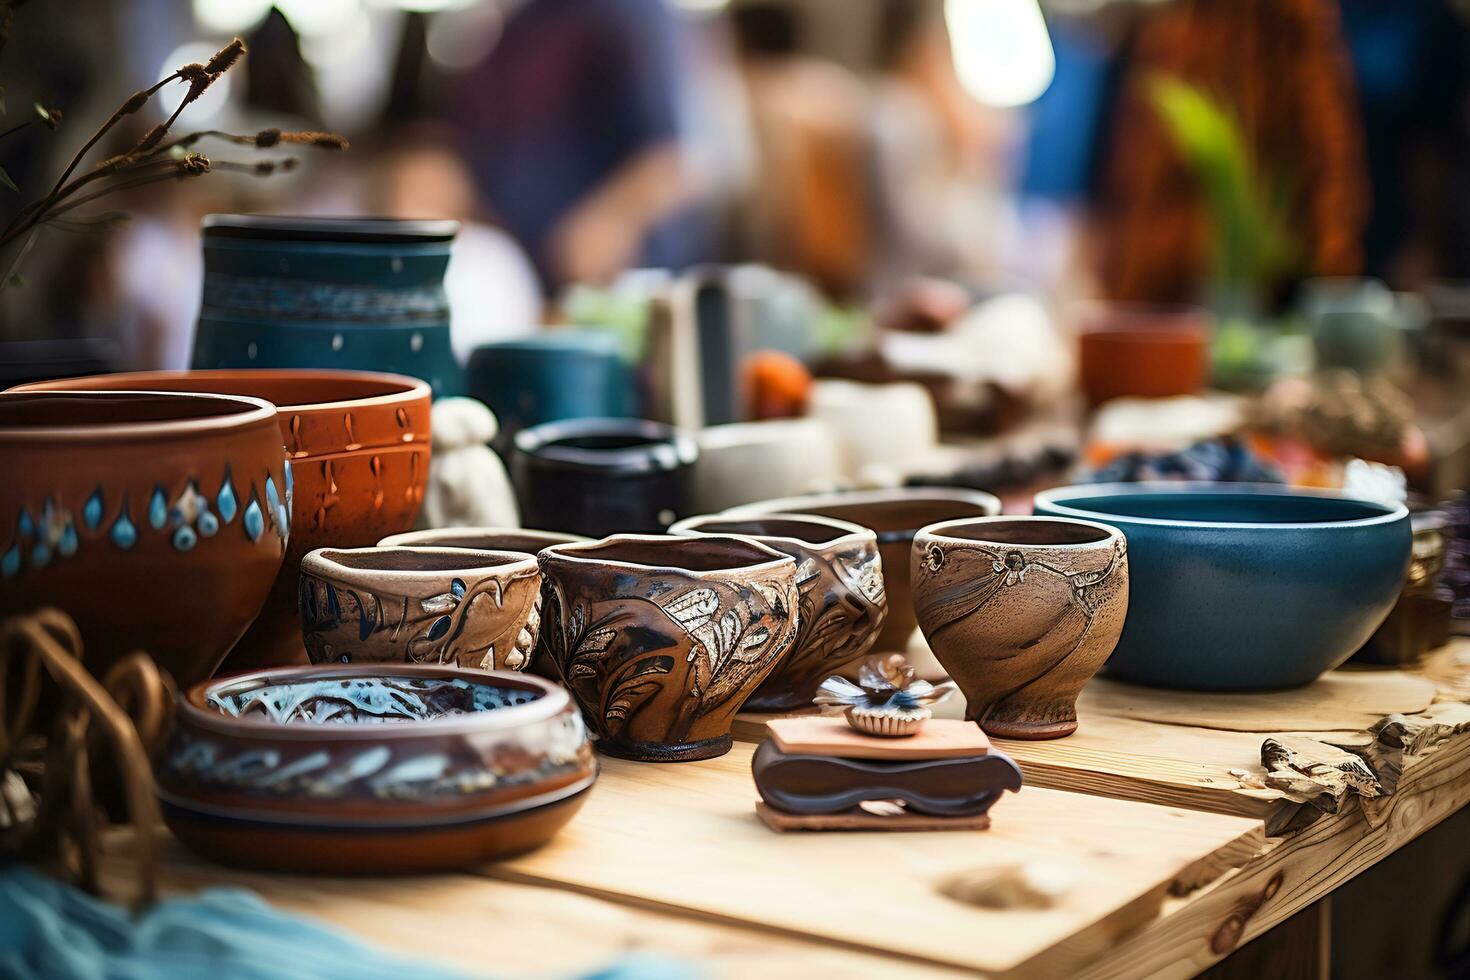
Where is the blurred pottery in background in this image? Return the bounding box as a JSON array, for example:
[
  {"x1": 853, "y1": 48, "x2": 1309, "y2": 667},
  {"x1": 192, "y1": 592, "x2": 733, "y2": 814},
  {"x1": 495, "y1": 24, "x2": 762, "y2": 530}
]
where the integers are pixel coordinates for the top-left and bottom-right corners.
[
  {"x1": 1352, "y1": 510, "x2": 1452, "y2": 667},
  {"x1": 512, "y1": 418, "x2": 697, "y2": 538},
  {"x1": 691, "y1": 419, "x2": 841, "y2": 514},
  {"x1": 725, "y1": 487, "x2": 1001, "y2": 664},
  {"x1": 0, "y1": 391, "x2": 288, "y2": 688},
  {"x1": 300, "y1": 547, "x2": 540, "y2": 671},
  {"x1": 913, "y1": 517, "x2": 1129, "y2": 739},
  {"x1": 156, "y1": 664, "x2": 595, "y2": 873},
  {"x1": 536, "y1": 535, "x2": 799, "y2": 761},
  {"x1": 192, "y1": 216, "x2": 462, "y2": 397},
  {"x1": 1301, "y1": 277, "x2": 1425, "y2": 376},
  {"x1": 417, "y1": 397, "x2": 518, "y2": 529},
  {"x1": 1076, "y1": 304, "x2": 1211, "y2": 408},
  {"x1": 18, "y1": 369, "x2": 431, "y2": 672},
  {"x1": 669, "y1": 514, "x2": 887, "y2": 711},
  {"x1": 1034, "y1": 484, "x2": 1411, "y2": 690},
  {"x1": 465, "y1": 332, "x2": 634, "y2": 451},
  {"x1": 808, "y1": 380, "x2": 938, "y2": 484}
]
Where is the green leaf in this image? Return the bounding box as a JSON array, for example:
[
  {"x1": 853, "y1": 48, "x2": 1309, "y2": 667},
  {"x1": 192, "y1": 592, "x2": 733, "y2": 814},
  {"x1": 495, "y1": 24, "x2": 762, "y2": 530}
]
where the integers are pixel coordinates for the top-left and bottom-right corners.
[{"x1": 0, "y1": 165, "x2": 17, "y2": 192}]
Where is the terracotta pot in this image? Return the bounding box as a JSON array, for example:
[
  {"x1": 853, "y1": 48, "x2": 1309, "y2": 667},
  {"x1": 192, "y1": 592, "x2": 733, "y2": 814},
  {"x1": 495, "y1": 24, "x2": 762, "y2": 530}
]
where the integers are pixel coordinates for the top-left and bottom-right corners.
[
  {"x1": 0, "y1": 391, "x2": 288, "y2": 688},
  {"x1": 912, "y1": 516, "x2": 1129, "y2": 739},
  {"x1": 668, "y1": 514, "x2": 887, "y2": 711},
  {"x1": 299, "y1": 547, "x2": 541, "y2": 671},
  {"x1": 155, "y1": 664, "x2": 596, "y2": 873},
  {"x1": 15, "y1": 369, "x2": 433, "y2": 672},
  {"x1": 725, "y1": 487, "x2": 1001, "y2": 655},
  {"x1": 537, "y1": 535, "x2": 799, "y2": 761},
  {"x1": 1076, "y1": 304, "x2": 1211, "y2": 408}
]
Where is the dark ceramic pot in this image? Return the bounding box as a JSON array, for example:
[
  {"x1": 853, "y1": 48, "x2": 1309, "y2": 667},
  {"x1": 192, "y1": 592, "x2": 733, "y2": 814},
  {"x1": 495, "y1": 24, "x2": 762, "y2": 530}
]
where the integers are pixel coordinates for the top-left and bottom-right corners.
[
  {"x1": 1033, "y1": 483, "x2": 1412, "y2": 690},
  {"x1": 299, "y1": 547, "x2": 541, "y2": 671},
  {"x1": 512, "y1": 418, "x2": 697, "y2": 538},
  {"x1": 15, "y1": 369, "x2": 432, "y2": 672},
  {"x1": 466, "y1": 333, "x2": 635, "y2": 450},
  {"x1": 537, "y1": 535, "x2": 799, "y2": 761},
  {"x1": 0, "y1": 391, "x2": 288, "y2": 688},
  {"x1": 913, "y1": 517, "x2": 1128, "y2": 739},
  {"x1": 668, "y1": 513, "x2": 887, "y2": 711},
  {"x1": 192, "y1": 215, "x2": 462, "y2": 397},
  {"x1": 155, "y1": 664, "x2": 596, "y2": 873},
  {"x1": 724, "y1": 487, "x2": 1001, "y2": 654}
]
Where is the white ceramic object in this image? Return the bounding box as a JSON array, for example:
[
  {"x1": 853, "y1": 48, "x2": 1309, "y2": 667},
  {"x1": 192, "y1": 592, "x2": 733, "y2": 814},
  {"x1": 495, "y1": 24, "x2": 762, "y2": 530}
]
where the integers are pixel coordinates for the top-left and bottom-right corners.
[
  {"x1": 692, "y1": 418, "x2": 842, "y2": 513},
  {"x1": 418, "y1": 397, "x2": 519, "y2": 529},
  {"x1": 808, "y1": 380, "x2": 938, "y2": 481}
]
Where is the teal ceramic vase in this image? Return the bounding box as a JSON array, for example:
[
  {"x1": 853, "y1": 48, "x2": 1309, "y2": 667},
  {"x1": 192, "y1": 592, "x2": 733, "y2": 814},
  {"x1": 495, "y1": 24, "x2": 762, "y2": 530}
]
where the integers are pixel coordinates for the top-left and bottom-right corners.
[{"x1": 192, "y1": 215, "x2": 463, "y2": 397}]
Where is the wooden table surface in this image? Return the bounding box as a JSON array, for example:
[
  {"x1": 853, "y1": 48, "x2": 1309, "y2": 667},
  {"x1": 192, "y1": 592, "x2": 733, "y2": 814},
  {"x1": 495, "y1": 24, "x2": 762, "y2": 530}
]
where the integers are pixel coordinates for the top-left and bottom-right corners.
[{"x1": 100, "y1": 639, "x2": 1470, "y2": 978}]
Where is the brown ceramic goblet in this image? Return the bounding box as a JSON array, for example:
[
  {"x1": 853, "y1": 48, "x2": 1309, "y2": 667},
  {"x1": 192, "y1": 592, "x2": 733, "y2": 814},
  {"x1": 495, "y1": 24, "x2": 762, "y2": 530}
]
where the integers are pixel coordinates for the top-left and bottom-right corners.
[
  {"x1": 299, "y1": 547, "x2": 541, "y2": 671},
  {"x1": 16, "y1": 369, "x2": 432, "y2": 671},
  {"x1": 668, "y1": 513, "x2": 887, "y2": 711},
  {"x1": 536, "y1": 535, "x2": 799, "y2": 761},
  {"x1": 912, "y1": 516, "x2": 1128, "y2": 739}
]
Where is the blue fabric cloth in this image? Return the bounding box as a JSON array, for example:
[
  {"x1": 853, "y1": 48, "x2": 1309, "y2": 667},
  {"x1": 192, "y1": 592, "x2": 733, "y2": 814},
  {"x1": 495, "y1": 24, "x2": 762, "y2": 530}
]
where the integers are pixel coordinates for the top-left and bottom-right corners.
[{"x1": 0, "y1": 866, "x2": 698, "y2": 980}]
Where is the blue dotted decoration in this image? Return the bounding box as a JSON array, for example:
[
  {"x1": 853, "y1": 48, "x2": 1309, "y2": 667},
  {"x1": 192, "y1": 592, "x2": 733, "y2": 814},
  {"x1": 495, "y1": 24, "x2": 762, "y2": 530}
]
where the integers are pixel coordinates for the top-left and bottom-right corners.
[
  {"x1": 83, "y1": 488, "x2": 104, "y2": 531},
  {"x1": 217, "y1": 472, "x2": 238, "y2": 524},
  {"x1": 1, "y1": 546, "x2": 19, "y2": 579},
  {"x1": 58, "y1": 523, "x2": 78, "y2": 558},
  {"x1": 148, "y1": 488, "x2": 168, "y2": 530},
  {"x1": 198, "y1": 509, "x2": 219, "y2": 537},
  {"x1": 265, "y1": 475, "x2": 280, "y2": 513},
  {"x1": 284, "y1": 463, "x2": 294, "y2": 497},
  {"x1": 111, "y1": 508, "x2": 137, "y2": 550},
  {"x1": 243, "y1": 497, "x2": 264, "y2": 542},
  {"x1": 32, "y1": 543, "x2": 50, "y2": 568},
  {"x1": 172, "y1": 525, "x2": 198, "y2": 552},
  {"x1": 17, "y1": 509, "x2": 33, "y2": 539}
]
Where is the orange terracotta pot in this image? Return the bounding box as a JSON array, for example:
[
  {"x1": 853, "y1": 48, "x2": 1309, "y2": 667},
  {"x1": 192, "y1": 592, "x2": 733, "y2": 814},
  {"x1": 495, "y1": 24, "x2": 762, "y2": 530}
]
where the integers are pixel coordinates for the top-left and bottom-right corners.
[
  {"x1": 0, "y1": 391, "x2": 288, "y2": 689},
  {"x1": 1076, "y1": 305, "x2": 1212, "y2": 408},
  {"x1": 15, "y1": 370, "x2": 432, "y2": 670}
]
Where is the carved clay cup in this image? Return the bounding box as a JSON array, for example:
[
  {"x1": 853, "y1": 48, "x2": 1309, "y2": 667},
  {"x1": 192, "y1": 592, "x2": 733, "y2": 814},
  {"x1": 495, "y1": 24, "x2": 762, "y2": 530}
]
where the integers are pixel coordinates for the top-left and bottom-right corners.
[
  {"x1": 912, "y1": 516, "x2": 1128, "y2": 739},
  {"x1": 536, "y1": 534, "x2": 799, "y2": 761},
  {"x1": 668, "y1": 513, "x2": 887, "y2": 711},
  {"x1": 299, "y1": 547, "x2": 541, "y2": 671}
]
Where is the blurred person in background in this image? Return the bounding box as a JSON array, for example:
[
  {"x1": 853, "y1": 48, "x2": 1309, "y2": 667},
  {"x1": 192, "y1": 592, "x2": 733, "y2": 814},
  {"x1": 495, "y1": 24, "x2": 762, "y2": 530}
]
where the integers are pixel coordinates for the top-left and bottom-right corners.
[{"x1": 451, "y1": 0, "x2": 698, "y2": 291}]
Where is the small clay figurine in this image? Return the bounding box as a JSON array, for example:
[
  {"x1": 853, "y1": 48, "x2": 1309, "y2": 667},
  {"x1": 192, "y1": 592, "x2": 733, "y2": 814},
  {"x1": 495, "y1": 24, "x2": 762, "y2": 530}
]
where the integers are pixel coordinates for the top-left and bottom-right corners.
[{"x1": 815, "y1": 654, "x2": 956, "y2": 738}]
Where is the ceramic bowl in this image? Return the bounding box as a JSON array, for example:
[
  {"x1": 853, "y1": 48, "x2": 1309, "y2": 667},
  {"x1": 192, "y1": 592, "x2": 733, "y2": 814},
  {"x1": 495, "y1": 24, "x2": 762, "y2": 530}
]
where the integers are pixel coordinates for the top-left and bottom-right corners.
[
  {"x1": 725, "y1": 487, "x2": 1001, "y2": 654},
  {"x1": 912, "y1": 517, "x2": 1129, "y2": 738},
  {"x1": 15, "y1": 369, "x2": 432, "y2": 671},
  {"x1": 668, "y1": 513, "x2": 887, "y2": 711},
  {"x1": 155, "y1": 664, "x2": 596, "y2": 873},
  {"x1": 691, "y1": 419, "x2": 842, "y2": 513},
  {"x1": 536, "y1": 534, "x2": 799, "y2": 761},
  {"x1": 299, "y1": 547, "x2": 541, "y2": 672},
  {"x1": 0, "y1": 391, "x2": 288, "y2": 688},
  {"x1": 192, "y1": 215, "x2": 462, "y2": 397},
  {"x1": 1033, "y1": 483, "x2": 1412, "y2": 690},
  {"x1": 807, "y1": 380, "x2": 939, "y2": 481},
  {"x1": 1075, "y1": 304, "x2": 1211, "y2": 408},
  {"x1": 512, "y1": 418, "x2": 698, "y2": 538}
]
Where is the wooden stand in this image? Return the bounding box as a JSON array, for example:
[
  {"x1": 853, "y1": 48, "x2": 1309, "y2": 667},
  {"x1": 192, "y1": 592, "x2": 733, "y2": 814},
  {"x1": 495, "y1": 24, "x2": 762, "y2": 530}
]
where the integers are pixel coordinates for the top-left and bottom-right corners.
[{"x1": 755, "y1": 801, "x2": 993, "y2": 832}]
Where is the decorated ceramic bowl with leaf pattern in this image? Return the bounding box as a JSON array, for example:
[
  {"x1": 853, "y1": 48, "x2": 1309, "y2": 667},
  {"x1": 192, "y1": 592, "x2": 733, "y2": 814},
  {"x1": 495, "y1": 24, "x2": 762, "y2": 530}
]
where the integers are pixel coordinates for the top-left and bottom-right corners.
[{"x1": 536, "y1": 534, "x2": 799, "y2": 761}]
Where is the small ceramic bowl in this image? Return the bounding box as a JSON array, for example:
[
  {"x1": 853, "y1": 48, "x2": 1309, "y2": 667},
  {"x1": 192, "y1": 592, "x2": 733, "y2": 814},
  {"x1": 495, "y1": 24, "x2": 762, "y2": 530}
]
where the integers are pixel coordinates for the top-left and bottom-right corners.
[
  {"x1": 690, "y1": 419, "x2": 842, "y2": 513},
  {"x1": 1034, "y1": 483, "x2": 1412, "y2": 690},
  {"x1": 913, "y1": 517, "x2": 1129, "y2": 739},
  {"x1": 536, "y1": 534, "x2": 799, "y2": 761},
  {"x1": 725, "y1": 487, "x2": 1001, "y2": 655},
  {"x1": 155, "y1": 664, "x2": 596, "y2": 873},
  {"x1": 668, "y1": 513, "x2": 887, "y2": 711},
  {"x1": 299, "y1": 547, "x2": 541, "y2": 671}
]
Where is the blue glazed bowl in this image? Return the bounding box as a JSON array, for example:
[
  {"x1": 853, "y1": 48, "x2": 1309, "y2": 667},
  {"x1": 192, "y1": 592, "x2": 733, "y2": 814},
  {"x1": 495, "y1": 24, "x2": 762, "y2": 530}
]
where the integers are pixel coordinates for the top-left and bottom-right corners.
[
  {"x1": 1033, "y1": 483, "x2": 1411, "y2": 690},
  {"x1": 465, "y1": 332, "x2": 634, "y2": 447}
]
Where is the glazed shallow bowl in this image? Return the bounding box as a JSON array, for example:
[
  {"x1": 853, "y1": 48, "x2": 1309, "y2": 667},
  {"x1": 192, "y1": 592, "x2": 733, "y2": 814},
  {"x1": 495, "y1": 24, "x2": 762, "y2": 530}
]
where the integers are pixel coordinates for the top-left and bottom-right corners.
[
  {"x1": 0, "y1": 391, "x2": 288, "y2": 688},
  {"x1": 155, "y1": 664, "x2": 595, "y2": 873},
  {"x1": 299, "y1": 547, "x2": 541, "y2": 671},
  {"x1": 15, "y1": 369, "x2": 432, "y2": 671},
  {"x1": 1033, "y1": 483, "x2": 1412, "y2": 690},
  {"x1": 725, "y1": 487, "x2": 1001, "y2": 654},
  {"x1": 669, "y1": 513, "x2": 887, "y2": 711},
  {"x1": 912, "y1": 516, "x2": 1128, "y2": 738},
  {"x1": 536, "y1": 534, "x2": 799, "y2": 761}
]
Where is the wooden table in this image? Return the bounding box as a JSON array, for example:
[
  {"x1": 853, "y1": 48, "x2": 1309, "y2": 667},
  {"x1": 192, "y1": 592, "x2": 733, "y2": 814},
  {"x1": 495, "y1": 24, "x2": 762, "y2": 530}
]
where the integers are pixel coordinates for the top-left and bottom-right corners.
[{"x1": 100, "y1": 639, "x2": 1470, "y2": 978}]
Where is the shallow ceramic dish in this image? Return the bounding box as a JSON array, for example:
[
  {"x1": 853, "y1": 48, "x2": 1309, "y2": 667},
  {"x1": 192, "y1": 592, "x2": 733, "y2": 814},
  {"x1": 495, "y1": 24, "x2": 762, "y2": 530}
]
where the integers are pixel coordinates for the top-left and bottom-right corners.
[
  {"x1": 0, "y1": 391, "x2": 287, "y2": 688},
  {"x1": 16, "y1": 369, "x2": 432, "y2": 671},
  {"x1": 155, "y1": 664, "x2": 595, "y2": 873},
  {"x1": 913, "y1": 517, "x2": 1128, "y2": 738},
  {"x1": 725, "y1": 487, "x2": 1001, "y2": 654},
  {"x1": 669, "y1": 514, "x2": 887, "y2": 711},
  {"x1": 300, "y1": 547, "x2": 541, "y2": 671},
  {"x1": 1033, "y1": 483, "x2": 1412, "y2": 690},
  {"x1": 536, "y1": 534, "x2": 799, "y2": 761}
]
